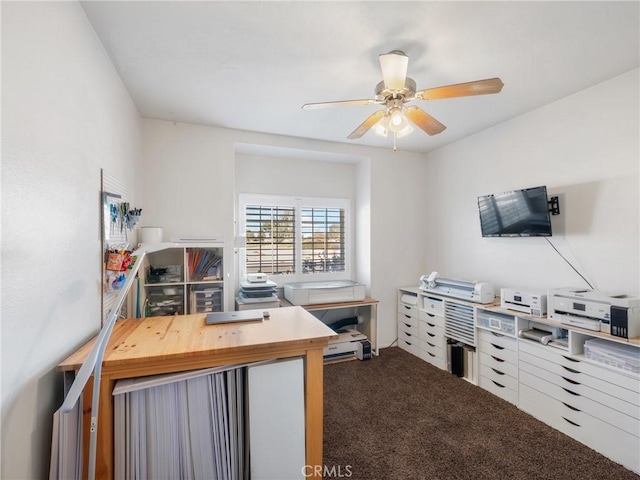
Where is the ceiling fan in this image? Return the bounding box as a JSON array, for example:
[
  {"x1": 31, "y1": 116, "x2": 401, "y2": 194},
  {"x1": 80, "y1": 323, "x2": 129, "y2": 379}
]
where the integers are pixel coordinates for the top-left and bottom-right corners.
[{"x1": 302, "y1": 50, "x2": 504, "y2": 146}]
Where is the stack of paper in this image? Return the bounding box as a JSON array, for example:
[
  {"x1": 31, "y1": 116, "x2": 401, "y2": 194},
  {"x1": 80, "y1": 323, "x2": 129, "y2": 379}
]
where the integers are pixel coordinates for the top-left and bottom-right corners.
[
  {"x1": 50, "y1": 374, "x2": 83, "y2": 480},
  {"x1": 113, "y1": 365, "x2": 247, "y2": 479}
]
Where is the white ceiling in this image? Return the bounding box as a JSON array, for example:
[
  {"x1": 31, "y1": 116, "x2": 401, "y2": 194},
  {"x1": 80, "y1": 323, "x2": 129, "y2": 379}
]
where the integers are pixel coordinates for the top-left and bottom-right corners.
[{"x1": 81, "y1": 1, "x2": 639, "y2": 154}]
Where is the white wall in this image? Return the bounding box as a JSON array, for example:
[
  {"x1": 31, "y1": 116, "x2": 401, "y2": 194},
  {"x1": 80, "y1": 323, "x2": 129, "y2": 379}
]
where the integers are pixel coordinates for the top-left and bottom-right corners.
[
  {"x1": 141, "y1": 120, "x2": 428, "y2": 346},
  {"x1": 235, "y1": 153, "x2": 357, "y2": 199},
  {"x1": 1, "y1": 2, "x2": 142, "y2": 478},
  {"x1": 423, "y1": 69, "x2": 639, "y2": 296}
]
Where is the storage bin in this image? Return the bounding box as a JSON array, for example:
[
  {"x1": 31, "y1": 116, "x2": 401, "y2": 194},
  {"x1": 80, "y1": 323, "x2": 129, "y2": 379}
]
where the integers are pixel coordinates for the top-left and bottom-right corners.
[
  {"x1": 422, "y1": 296, "x2": 444, "y2": 315},
  {"x1": 584, "y1": 338, "x2": 640, "y2": 374},
  {"x1": 146, "y1": 265, "x2": 183, "y2": 284},
  {"x1": 477, "y1": 310, "x2": 516, "y2": 335},
  {"x1": 190, "y1": 288, "x2": 222, "y2": 313},
  {"x1": 146, "y1": 286, "x2": 184, "y2": 316}
]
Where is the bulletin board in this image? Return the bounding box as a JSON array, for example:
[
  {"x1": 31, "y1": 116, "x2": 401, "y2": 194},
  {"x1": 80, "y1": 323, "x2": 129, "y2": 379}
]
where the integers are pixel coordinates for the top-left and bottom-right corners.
[{"x1": 101, "y1": 169, "x2": 131, "y2": 325}]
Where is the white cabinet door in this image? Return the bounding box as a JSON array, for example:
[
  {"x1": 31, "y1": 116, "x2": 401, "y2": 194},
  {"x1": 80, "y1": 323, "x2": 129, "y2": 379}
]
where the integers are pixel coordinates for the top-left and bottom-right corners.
[{"x1": 248, "y1": 358, "x2": 305, "y2": 480}]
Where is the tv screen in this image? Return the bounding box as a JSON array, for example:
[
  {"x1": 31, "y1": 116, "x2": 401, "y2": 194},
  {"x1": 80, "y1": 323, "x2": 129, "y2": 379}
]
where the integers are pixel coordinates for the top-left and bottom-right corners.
[{"x1": 477, "y1": 185, "x2": 552, "y2": 237}]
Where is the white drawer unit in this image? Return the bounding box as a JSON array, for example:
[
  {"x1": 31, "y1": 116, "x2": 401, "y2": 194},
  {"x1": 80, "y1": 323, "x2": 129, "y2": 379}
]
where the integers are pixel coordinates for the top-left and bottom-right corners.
[
  {"x1": 478, "y1": 329, "x2": 518, "y2": 404},
  {"x1": 518, "y1": 340, "x2": 640, "y2": 473},
  {"x1": 398, "y1": 310, "x2": 419, "y2": 338},
  {"x1": 478, "y1": 329, "x2": 518, "y2": 352},
  {"x1": 420, "y1": 345, "x2": 448, "y2": 370},
  {"x1": 419, "y1": 318, "x2": 447, "y2": 371},
  {"x1": 398, "y1": 289, "x2": 420, "y2": 358},
  {"x1": 399, "y1": 286, "x2": 640, "y2": 475},
  {"x1": 418, "y1": 309, "x2": 445, "y2": 328},
  {"x1": 419, "y1": 318, "x2": 445, "y2": 342},
  {"x1": 418, "y1": 300, "x2": 447, "y2": 371},
  {"x1": 519, "y1": 383, "x2": 640, "y2": 474}
]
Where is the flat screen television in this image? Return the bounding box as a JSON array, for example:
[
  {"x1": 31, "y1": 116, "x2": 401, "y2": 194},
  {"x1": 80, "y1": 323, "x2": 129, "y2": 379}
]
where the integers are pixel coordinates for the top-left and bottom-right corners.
[{"x1": 477, "y1": 185, "x2": 552, "y2": 237}]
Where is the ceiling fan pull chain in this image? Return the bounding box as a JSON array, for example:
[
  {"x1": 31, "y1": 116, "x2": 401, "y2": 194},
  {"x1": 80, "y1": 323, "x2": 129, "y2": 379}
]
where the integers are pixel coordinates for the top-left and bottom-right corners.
[{"x1": 393, "y1": 131, "x2": 398, "y2": 152}]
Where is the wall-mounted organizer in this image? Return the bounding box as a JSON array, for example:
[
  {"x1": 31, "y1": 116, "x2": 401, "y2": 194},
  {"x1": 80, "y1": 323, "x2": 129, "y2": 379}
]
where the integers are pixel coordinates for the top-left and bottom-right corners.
[
  {"x1": 133, "y1": 243, "x2": 225, "y2": 317},
  {"x1": 101, "y1": 169, "x2": 143, "y2": 323}
]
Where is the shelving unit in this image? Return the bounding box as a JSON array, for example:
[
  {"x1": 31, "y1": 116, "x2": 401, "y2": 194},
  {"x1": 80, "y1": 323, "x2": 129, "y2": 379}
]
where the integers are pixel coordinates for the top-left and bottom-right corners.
[
  {"x1": 137, "y1": 243, "x2": 225, "y2": 316},
  {"x1": 398, "y1": 286, "x2": 640, "y2": 474},
  {"x1": 281, "y1": 297, "x2": 379, "y2": 356}
]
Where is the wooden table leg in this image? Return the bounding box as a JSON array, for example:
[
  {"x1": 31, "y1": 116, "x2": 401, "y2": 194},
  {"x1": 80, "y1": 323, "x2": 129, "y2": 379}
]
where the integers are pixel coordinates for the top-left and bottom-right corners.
[
  {"x1": 96, "y1": 375, "x2": 115, "y2": 479},
  {"x1": 305, "y1": 348, "x2": 324, "y2": 478},
  {"x1": 81, "y1": 374, "x2": 115, "y2": 479}
]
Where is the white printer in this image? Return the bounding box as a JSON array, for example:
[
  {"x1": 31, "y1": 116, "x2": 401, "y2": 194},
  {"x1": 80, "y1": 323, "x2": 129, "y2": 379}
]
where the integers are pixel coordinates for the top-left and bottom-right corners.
[
  {"x1": 323, "y1": 328, "x2": 368, "y2": 362},
  {"x1": 548, "y1": 288, "x2": 640, "y2": 338},
  {"x1": 501, "y1": 288, "x2": 547, "y2": 317},
  {"x1": 284, "y1": 280, "x2": 366, "y2": 306}
]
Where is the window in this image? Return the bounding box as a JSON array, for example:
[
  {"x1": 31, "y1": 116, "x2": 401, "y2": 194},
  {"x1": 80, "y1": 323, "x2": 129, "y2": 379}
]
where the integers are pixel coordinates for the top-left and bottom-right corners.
[
  {"x1": 239, "y1": 195, "x2": 350, "y2": 282},
  {"x1": 245, "y1": 205, "x2": 296, "y2": 275},
  {"x1": 301, "y1": 207, "x2": 345, "y2": 274}
]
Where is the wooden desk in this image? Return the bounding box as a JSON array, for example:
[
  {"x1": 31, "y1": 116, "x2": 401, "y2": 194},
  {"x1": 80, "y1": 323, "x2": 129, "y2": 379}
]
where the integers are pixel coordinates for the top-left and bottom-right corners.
[{"x1": 58, "y1": 306, "x2": 336, "y2": 479}]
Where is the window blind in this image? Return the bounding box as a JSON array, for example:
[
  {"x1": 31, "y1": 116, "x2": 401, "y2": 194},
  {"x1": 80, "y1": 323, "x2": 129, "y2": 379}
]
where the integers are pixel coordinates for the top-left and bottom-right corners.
[
  {"x1": 301, "y1": 207, "x2": 345, "y2": 274},
  {"x1": 245, "y1": 205, "x2": 295, "y2": 275}
]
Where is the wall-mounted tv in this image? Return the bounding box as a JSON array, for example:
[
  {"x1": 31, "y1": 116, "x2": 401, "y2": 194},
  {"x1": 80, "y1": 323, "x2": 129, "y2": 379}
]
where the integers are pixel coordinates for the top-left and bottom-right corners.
[{"x1": 477, "y1": 185, "x2": 552, "y2": 237}]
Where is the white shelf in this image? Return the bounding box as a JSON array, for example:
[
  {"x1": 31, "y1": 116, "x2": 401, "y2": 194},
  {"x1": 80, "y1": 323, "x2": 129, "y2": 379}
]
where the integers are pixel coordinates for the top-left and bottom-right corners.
[{"x1": 138, "y1": 244, "x2": 225, "y2": 316}]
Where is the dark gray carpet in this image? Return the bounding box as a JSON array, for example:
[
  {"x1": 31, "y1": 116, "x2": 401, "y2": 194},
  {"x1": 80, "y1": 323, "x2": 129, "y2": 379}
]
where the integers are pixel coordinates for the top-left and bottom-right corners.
[{"x1": 323, "y1": 346, "x2": 638, "y2": 480}]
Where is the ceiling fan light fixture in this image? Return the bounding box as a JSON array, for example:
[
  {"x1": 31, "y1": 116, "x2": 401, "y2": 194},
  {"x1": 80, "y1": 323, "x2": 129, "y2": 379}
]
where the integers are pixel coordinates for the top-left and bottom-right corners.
[
  {"x1": 373, "y1": 116, "x2": 389, "y2": 137},
  {"x1": 388, "y1": 107, "x2": 409, "y2": 133},
  {"x1": 395, "y1": 123, "x2": 414, "y2": 138},
  {"x1": 379, "y1": 50, "x2": 408, "y2": 91}
]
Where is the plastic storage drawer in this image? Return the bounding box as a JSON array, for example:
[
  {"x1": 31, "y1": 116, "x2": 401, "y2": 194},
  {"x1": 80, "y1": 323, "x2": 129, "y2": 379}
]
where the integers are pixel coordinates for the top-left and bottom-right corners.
[{"x1": 477, "y1": 310, "x2": 516, "y2": 335}]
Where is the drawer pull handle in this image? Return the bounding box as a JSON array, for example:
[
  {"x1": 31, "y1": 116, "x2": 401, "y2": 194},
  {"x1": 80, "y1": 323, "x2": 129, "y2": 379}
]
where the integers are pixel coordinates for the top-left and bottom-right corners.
[
  {"x1": 491, "y1": 343, "x2": 505, "y2": 350},
  {"x1": 426, "y1": 312, "x2": 435, "y2": 318},
  {"x1": 562, "y1": 387, "x2": 580, "y2": 396},
  {"x1": 427, "y1": 323, "x2": 436, "y2": 328},
  {"x1": 427, "y1": 342, "x2": 435, "y2": 348},
  {"x1": 561, "y1": 365, "x2": 580, "y2": 374},
  {"x1": 491, "y1": 368, "x2": 505, "y2": 376},
  {"x1": 405, "y1": 332, "x2": 413, "y2": 337},
  {"x1": 562, "y1": 355, "x2": 580, "y2": 363},
  {"x1": 491, "y1": 355, "x2": 505, "y2": 363},
  {"x1": 427, "y1": 352, "x2": 435, "y2": 357},
  {"x1": 562, "y1": 376, "x2": 580, "y2": 385},
  {"x1": 490, "y1": 331, "x2": 505, "y2": 337},
  {"x1": 404, "y1": 314, "x2": 412, "y2": 319},
  {"x1": 491, "y1": 380, "x2": 505, "y2": 388},
  {"x1": 562, "y1": 402, "x2": 581, "y2": 412},
  {"x1": 562, "y1": 417, "x2": 581, "y2": 427},
  {"x1": 403, "y1": 305, "x2": 411, "y2": 310},
  {"x1": 427, "y1": 333, "x2": 435, "y2": 338},
  {"x1": 405, "y1": 340, "x2": 412, "y2": 346}
]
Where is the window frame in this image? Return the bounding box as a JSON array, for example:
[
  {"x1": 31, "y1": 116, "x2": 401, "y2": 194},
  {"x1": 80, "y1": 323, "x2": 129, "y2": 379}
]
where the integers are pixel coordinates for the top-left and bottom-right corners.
[{"x1": 238, "y1": 194, "x2": 352, "y2": 286}]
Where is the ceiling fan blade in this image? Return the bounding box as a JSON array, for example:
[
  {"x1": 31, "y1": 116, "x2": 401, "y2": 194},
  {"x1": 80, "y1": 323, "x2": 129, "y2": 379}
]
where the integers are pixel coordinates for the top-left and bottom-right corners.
[
  {"x1": 302, "y1": 99, "x2": 377, "y2": 110},
  {"x1": 405, "y1": 106, "x2": 447, "y2": 135},
  {"x1": 416, "y1": 77, "x2": 504, "y2": 100},
  {"x1": 379, "y1": 50, "x2": 408, "y2": 91},
  {"x1": 347, "y1": 110, "x2": 385, "y2": 139}
]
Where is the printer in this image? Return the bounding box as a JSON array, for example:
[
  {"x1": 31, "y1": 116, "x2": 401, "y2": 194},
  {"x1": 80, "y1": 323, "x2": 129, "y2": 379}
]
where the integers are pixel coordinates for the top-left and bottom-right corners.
[
  {"x1": 548, "y1": 288, "x2": 640, "y2": 338},
  {"x1": 323, "y1": 328, "x2": 368, "y2": 362},
  {"x1": 284, "y1": 280, "x2": 366, "y2": 306},
  {"x1": 501, "y1": 288, "x2": 547, "y2": 317},
  {"x1": 419, "y1": 272, "x2": 495, "y2": 304}
]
